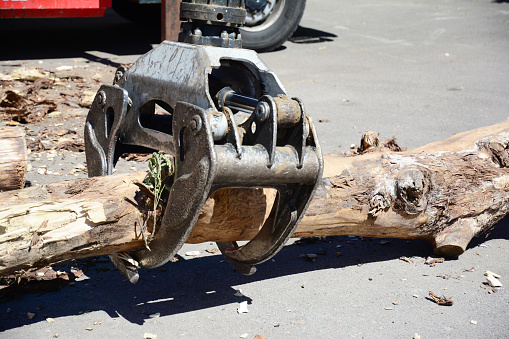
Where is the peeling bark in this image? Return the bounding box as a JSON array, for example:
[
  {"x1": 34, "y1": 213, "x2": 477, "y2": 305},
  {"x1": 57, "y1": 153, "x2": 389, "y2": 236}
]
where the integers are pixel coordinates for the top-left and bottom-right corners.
[
  {"x1": 1, "y1": 121, "x2": 509, "y2": 276},
  {"x1": 190, "y1": 120, "x2": 509, "y2": 257},
  {"x1": 0, "y1": 172, "x2": 153, "y2": 275}
]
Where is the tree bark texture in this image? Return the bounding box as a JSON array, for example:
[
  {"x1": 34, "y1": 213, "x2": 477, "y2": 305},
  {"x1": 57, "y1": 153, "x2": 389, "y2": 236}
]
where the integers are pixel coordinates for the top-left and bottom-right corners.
[
  {"x1": 0, "y1": 172, "x2": 153, "y2": 276},
  {"x1": 0, "y1": 126, "x2": 26, "y2": 191},
  {"x1": 2, "y1": 121, "x2": 509, "y2": 276}
]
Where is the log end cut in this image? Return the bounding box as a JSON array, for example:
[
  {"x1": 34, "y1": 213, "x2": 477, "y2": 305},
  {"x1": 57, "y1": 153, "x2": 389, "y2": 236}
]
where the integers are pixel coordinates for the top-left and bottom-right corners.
[{"x1": 0, "y1": 126, "x2": 27, "y2": 191}]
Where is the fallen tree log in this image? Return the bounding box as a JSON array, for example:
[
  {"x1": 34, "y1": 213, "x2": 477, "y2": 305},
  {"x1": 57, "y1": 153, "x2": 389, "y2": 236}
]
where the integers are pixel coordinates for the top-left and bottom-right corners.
[{"x1": 2, "y1": 121, "x2": 509, "y2": 276}]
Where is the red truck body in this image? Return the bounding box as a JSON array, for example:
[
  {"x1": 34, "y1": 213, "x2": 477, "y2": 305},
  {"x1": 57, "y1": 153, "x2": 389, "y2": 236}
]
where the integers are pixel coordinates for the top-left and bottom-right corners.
[{"x1": 0, "y1": 0, "x2": 112, "y2": 18}]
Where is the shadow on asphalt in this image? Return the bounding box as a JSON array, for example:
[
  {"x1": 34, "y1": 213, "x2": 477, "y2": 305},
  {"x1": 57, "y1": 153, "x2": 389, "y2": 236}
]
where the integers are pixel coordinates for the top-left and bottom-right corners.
[
  {"x1": 1, "y1": 218, "x2": 508, "y2": 330},
  {"x1": 0, "y1": 12, "x2": 338, "y2": 64},
  {"x1": 0, "y1": 9, "x2": 158, "y2": 67},
  {"x1": 288, "y1": 26, "x2": 337, "y2": 45},
  {"x1": 264, "y1": 26, "x2": 337, "y2": 53}
]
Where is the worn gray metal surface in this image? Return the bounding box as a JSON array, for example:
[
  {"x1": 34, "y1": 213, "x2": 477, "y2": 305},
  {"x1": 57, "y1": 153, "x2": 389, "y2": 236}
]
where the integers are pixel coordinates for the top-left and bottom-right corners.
[
  {"x1": 84, "y1": 41, "x2": 323, "y2": 274},
  {"x1": 179, "y1": 0, "x2": 246, "y2": 48}
]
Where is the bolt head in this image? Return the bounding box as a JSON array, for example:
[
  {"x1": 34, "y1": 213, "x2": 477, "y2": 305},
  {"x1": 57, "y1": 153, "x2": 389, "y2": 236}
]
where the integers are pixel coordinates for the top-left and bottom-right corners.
[
  {"x1": 190, "y1": 115, "x2": 202, "y2": 135},
  {"x1": 97, "y1": 90, "x2": 106, "y2": 107},
  {"x1": 113, "y1": 66, "x2": 127, "y2": 85},
  {"x1": 255, "y1": 101, "x2": 270, "y2": 122}
]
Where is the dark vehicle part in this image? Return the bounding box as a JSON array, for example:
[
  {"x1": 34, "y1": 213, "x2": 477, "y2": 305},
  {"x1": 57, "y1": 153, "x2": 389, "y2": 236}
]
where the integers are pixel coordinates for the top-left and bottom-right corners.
[
  {"x1": 85, "y1": 0, "x2": 322, "y2": 281},
  {"x1": 178, "y1": 0, "x2": 246, "y2": 48},
  {"x1": 111, "y1": 0, "x2": 161, "y2": 26},
  {"x1": 241, "y1": 0, "x2": 306, "y2": 52},
  {"x1": 112, "y1": 0, "x2": 305, "y2": 52}
]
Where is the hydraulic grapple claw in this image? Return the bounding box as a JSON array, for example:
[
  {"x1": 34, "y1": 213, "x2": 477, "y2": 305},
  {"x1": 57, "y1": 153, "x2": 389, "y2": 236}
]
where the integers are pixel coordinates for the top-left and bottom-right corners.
[
  {"x1": 85, "y1": 1, "x2": 322, "y2": 278},
  {"x1": 85, "y1": 41, "x2": 322, "y2": 275}
]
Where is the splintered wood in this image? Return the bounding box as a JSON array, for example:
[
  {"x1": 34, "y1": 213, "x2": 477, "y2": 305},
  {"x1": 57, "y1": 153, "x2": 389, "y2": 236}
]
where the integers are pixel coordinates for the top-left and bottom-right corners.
[
  {"x1": 0, "y1": 172, "x2": 152, "y2": 275},
  {"x1": 189, "y1": 120, "x2": 509, "y2": 259},
  {"x1": 2, "y1": 121, "x2": 509, "y2": 276}
]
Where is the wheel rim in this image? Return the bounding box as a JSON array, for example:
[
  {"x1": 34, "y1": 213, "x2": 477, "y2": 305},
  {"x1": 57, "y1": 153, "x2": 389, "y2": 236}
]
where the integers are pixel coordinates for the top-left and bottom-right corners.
[{"x1": 243, "y1": 0, "x2": 285, "y2": 32}]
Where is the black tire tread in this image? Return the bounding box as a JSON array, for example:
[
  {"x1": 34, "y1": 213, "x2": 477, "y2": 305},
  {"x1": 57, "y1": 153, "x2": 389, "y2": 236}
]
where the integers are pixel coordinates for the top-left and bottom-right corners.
[{"x1": 240, "y1": 0, "x2": 306, "y2": 52}]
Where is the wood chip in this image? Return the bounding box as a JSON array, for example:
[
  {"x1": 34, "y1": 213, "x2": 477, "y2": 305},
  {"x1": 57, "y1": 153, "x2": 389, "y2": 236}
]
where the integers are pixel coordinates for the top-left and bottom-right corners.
[
  {"x1": 464, "y1": 266, "x2": 479, "y2": 272},
  {"x1": 11, "y1": 68, "x2": 47, "y2": 81},
  {"x1": 237, "y1": 301, "x2": 249, "y2": 314},
  {"x1": 484, "y1": 270, "x2": 501, "y2": 279},
  {"x1": 399, "y1": 256, "x2": 413, "y2": 264},
  {"x1": 428, "y1": 291, "x2": 453, "y2": 306},
  {"x1": 425, "y1": 257, "x2": 445, "y2": 266},
  {"x1": 79, "y1": 90, "x2": 96, "y2": 108},
  {"x1": 55, "y1": 66, "x2": 73, "y2": 71},
  {"x1": 486, "y1": 275, "x2": 503, "y2": 287}
]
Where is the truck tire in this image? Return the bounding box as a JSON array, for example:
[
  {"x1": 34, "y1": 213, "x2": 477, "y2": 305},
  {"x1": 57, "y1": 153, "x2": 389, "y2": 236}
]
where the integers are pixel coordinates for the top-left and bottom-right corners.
[
  {"x1": 240, "y1": 0, "x2": 306, "y2": 52},
  {"x1": 112, "y1": 0, "x2": 305, "y2": 53}
]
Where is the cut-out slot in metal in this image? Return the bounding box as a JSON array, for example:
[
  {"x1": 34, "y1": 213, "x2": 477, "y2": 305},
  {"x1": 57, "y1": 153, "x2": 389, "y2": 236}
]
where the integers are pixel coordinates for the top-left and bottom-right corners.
[
  {"x1": 179, "y1": 127, "x2": 186, "y2": 162},
  {"x1": 105, "y1": 107, "x2": 114, "y2": 139},
  {"x1": 208, "y1": 59, "x2": 262, "y2": 110},
  {"x1": 139, "y1": 100, "x2": 174, "y2": 135}
]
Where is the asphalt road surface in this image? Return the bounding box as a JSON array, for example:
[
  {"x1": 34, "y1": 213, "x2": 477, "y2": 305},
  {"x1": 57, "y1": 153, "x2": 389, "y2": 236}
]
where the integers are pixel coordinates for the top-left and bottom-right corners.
[{"x1": 1, "y1": 0, "x2": 509, "y2": 338}]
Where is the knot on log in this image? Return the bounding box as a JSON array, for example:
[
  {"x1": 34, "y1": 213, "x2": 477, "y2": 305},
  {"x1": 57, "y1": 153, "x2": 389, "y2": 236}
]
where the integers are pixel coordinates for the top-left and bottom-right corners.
[
  {"x1": 369, "y1": 191, "x2": 391, "y2": 217},
  {"x1": 395, "y1": 168, "x2": 428, "y2": 215},
  {"x1": 476, "y1": 137, "x2": 509, "y2": 168}
]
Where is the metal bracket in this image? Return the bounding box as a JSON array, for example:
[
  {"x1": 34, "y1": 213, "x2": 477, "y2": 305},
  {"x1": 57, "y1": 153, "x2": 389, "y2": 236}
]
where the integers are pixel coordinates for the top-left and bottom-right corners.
[
  {"x1": 84, "y1": 85, "x2": 129, "y2": 177},
  {"x1": 84, "y1": 42, "x2": 323, "y2": 276},
  {"x1": 214, "y1": 100, "x2": 322, "y2": 275},
  {"x1": 133, "y1": 102, "x2": 217, "y2": 268}
]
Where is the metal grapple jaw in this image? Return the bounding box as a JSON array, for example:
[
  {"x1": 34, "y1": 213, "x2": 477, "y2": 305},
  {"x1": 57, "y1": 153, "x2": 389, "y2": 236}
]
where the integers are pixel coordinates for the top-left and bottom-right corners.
[{"x1": 85, "y1": 41, "x2": 322, "y2": 277}]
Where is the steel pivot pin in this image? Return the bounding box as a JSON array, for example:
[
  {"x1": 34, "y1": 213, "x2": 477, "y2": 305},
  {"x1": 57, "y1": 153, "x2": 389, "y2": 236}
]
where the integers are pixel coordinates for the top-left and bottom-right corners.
[{"x1": 255, "y1": 101, "x2": 270, "y2": 122}]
